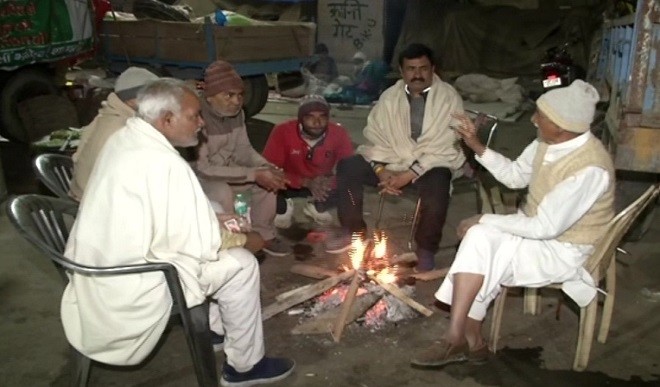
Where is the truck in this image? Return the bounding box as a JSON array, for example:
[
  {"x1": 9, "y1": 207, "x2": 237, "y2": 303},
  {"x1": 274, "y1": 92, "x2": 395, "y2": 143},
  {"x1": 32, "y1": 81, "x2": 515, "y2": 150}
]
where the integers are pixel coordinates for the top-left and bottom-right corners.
[
  {"x1": 0, "y1": 0, "x2": 315, "y2": 143},
  {"x1": 590, "y1": 0, "x2": 659, "y2": 174},
  {"x1": 0, "y1": 0, "x2": 100, "y2": 143}
]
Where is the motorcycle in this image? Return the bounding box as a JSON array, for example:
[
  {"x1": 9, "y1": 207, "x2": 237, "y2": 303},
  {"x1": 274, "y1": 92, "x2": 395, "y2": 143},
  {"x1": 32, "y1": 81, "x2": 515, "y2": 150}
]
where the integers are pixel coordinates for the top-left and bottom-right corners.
[{"x1": 540, "y1": 42, "x2": 585, "y2": 91}]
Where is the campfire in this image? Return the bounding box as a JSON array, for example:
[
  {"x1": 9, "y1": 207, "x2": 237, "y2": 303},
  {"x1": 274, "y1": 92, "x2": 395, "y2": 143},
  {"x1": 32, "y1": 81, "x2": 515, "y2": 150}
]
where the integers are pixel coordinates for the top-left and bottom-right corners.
[{"x1": 261, "y1": 232, "x2": 449, "y2": 341}]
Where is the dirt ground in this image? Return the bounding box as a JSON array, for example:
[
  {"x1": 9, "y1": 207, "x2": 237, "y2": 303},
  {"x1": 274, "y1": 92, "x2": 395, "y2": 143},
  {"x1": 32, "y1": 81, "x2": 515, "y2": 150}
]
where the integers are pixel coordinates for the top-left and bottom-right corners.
[{"x1": 0, "y1": 101, "x2": 658, "y2": 387}]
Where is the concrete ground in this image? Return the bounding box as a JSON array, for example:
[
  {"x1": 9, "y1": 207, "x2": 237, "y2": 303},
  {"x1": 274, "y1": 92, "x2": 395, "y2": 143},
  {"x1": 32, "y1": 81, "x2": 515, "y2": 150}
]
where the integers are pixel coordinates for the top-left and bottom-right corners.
[{"x1": 0, "y1": 98, "x2": 658, "y2": 386}]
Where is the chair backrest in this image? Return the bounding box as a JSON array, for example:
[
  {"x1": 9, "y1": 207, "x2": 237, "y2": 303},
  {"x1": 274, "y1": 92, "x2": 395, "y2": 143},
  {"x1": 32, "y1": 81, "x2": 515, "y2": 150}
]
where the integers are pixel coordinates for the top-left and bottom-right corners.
[
  {"x1": 5, "y1": 194, "x2": 185, "y2": 300},
  {"x1": 33, "y1": 153, "x2": 74, "y2": 200},
  {"x1": 585, "y1": 184, "x2": 659, "y2": 278},
  {"x1": 462, "y1": 110, "x2": 499, "y2": 170},
  {"x1": 466, "y1": 109, "x2": 498, "y2": 148},
  {"x1": 6, "y1": 194, "x2": 78, "y2": 282}
]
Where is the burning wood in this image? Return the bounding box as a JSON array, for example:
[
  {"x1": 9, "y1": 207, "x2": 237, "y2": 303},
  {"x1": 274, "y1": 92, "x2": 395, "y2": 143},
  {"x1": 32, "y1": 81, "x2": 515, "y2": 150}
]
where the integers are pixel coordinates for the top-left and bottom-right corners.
[
  {"x1": 367, "y1": 271, "x2": 433, "y2": 317},
  {"x1": 275, "y1": 231, "x2": 441, "y2": 339},
  {"x1": 332, "y1": 233, "x2": 368, "y2": 342},
  {"x1": 262, "y1": 270, "x2": 355, "y2": 321}
]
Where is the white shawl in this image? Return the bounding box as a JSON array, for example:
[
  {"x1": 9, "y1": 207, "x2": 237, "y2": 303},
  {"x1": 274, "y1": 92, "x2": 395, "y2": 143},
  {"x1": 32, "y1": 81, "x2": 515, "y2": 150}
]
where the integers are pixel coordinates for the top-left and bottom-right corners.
[{"x1": 357, "y1": 75, "x2": 466, "y2": 174}]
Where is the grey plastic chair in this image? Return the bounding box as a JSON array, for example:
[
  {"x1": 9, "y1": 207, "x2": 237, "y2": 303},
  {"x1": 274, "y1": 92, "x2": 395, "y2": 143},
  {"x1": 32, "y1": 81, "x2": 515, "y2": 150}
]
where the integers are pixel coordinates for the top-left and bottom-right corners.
[
  {"x1": 33, "y1": 153, "x2": 74, "y2": 200},
  {"x1": 6, "y1": 194, "x2": 217, "y2": 386}
]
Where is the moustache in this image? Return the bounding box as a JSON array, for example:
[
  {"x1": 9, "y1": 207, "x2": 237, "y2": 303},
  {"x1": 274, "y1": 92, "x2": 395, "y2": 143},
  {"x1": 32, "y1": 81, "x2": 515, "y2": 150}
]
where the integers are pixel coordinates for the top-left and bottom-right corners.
[{"x1": 411, "y1": 77, "x2": 425, "y2": 82}]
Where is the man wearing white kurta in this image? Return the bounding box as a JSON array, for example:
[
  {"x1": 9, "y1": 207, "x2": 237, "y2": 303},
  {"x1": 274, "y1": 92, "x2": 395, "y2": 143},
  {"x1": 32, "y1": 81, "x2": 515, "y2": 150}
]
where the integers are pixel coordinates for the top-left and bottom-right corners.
[
  {"x1": 331, "y1": 43, "x2": 465, "y2": 271},
  {"x1": 411, "y1": 80, "x2": 615, "y2": 369},
  {"x1": 61, "y1": 79, "x2": 294, "y2": 386}
]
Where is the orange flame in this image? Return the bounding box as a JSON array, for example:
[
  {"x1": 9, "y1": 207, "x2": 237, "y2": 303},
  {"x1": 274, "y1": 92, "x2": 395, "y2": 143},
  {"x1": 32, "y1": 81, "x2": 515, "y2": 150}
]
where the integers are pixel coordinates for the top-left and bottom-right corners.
[
  {"x1": 349, "y1": 233, "x2": 366, "y2": 269},
  {"x1": 376, "y1": 268, "x2": 396, "y2": 284},
  {"x1": 373, "y1": 232, "x2": 387, "y2": 259}
]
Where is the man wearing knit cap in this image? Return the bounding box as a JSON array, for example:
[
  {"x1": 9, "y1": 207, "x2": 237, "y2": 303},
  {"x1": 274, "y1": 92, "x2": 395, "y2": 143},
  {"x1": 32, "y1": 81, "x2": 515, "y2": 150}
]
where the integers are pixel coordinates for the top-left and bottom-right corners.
[
  {"x1": 194, "y1": 59, "x2": 291, "y2": 257},
  {"x1": 70, "y1": 66, "x2": 159, "y2": 200},
  {"x1": 411, "y1": 80, "x2": 615, "y2": 369},
  {"x1": 70, "y1": 67, "x2": 261, "y2": 255},
  {"x1": 262, "y1": 94, "x2": 353, "y2": 228}
]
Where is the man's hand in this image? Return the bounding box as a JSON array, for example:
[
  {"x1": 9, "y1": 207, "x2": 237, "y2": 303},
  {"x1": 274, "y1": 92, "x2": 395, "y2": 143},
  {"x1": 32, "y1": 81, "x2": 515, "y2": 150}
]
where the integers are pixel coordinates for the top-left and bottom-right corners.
[
  {"x1": 452, "y1": 112, "x2": 486, "y2": 157},
  {"x1": 378, "y1": 170, "x2": 416, "y2": 195},
  {"x1": 304, "y1": 176, "x2": 332, "y2": 201},
  {"x1": 255, "y1": 167, "x2": 288, "y2": 191},
  {"x1": 457, "y1": 214, "x2": 482, "y2": 239}
]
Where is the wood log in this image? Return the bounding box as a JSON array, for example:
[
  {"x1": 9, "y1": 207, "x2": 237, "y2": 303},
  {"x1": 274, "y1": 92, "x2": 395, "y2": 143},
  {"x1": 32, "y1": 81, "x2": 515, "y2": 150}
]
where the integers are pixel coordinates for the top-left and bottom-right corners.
[
  {"x1": 290, "y1": 263, "x2": 338, "y2": 279},
  {"x1": 331, "y1": 271, "x2": 361, "y2": 342},
  {"x1": 276, "y1": 267, "x2": 346, "y2": 301},
  {"x1": 262, "y1": 270, "x2": 355, "y2": 320},
  {"x1": 368, "y1": 274, "x2": 433, "y2": 317},
  {"x1": 389, "y1": 251, "x2": 417, "y2": 265},
  {"x1": 291, "y1": 292, "x2": 380, "y2": 335},
  {"x1": 407, "y1": 267, "x2": 449, "y2": 281}
]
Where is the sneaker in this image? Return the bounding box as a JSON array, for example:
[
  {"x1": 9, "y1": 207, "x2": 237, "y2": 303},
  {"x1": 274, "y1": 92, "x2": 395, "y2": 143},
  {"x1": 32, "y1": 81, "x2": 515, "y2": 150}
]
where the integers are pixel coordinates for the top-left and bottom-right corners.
[
  {"x1": 273, "y1": 199, "x2": 293, "y2": 229},
  {"x1": 324, "y1": 231, "x2": 353, "y2": 254},
  {"x1": 263, "y1": 238, "x2": 291, "y2": 257},
  {"x1": 302, "y1": 202, "x2": 333, "y2": 225},
  {"x1": 211, "y1": 332, "x2": 225, "y2": 352},
  {"x1": 220, "y1": 357, "x2": 295, "y2": 387}
]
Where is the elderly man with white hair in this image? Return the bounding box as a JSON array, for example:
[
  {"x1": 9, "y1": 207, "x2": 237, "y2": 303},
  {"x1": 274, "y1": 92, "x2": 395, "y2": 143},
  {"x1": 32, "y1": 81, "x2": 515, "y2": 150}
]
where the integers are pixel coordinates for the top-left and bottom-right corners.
[
  {"x1": 411, "y1": 80, "x2": 615, "y2": 369},
  {"x1": 61, "y1": 78, "x2": 295, "y2": 386}
]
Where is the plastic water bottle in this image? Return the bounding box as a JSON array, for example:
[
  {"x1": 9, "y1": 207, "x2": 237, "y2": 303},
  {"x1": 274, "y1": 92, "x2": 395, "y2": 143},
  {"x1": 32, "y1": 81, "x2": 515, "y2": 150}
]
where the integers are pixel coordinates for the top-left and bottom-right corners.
[{"x1": 233, "y1": 192, "x2": 251, "y2": 230}]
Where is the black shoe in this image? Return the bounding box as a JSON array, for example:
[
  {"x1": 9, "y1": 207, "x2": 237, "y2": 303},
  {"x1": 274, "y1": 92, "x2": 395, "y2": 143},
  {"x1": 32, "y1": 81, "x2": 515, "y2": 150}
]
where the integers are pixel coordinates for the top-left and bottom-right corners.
[
  {"x1": 220, "y1": 356, "x2": 295, "y2": 387},
  {"x1": 211, "y1": 332, "x2": 224, "y2": 352}
]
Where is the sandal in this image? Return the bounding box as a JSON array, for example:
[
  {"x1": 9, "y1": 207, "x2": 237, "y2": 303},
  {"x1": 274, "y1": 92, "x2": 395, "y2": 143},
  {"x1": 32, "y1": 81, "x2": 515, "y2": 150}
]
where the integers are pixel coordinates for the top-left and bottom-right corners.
[{"x1": 410, "y1": 339, "x2": 469, "y2": 369}]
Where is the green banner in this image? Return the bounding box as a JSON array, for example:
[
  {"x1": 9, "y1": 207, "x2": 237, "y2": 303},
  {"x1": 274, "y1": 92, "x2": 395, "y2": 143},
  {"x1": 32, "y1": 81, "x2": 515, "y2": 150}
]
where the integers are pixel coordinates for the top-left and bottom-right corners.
[{"x1": 0, "y1": 0, "x2": 94, "y2": 69}]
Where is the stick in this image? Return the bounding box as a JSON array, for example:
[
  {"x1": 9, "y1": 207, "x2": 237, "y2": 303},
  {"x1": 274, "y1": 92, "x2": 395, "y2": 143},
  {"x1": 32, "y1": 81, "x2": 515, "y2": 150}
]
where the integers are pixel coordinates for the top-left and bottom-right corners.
[
  {"x1": 331, "y1": 271, "x2": 361, "y2": 342},
  {"x1": 389, "y1": 252, "x2": 417, "y2": 265},
  {"x1": 407, "y1": 267, "x2": 449, "y2": 281},
  {"x1": 262, "y1": 270, "x2": 355, "y2": 320},
  {"x1": 368, "y1": 274, "x2": 433, "y2": 317},
  {"x1": 290, "y1": 263, "x2": 338, "y2": 279}
]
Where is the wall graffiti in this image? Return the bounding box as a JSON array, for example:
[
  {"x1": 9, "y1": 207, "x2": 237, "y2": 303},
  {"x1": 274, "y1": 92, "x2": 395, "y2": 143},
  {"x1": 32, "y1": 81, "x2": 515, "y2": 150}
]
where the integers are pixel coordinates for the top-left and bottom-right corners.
[
  {"x1": 318, "y1": 0, "x2": 384, "y2": 72},
  {"x1": 326, "y1": 0, "x2": 376, "y2": 50}
]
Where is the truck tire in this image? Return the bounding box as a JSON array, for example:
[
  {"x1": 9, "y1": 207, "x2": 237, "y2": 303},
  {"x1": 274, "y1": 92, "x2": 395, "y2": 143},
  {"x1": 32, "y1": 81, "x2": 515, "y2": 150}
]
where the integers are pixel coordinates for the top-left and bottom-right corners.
[
  {"x1": 242, "y1": 75, "x2": 269, "y2": 118},
  {"x1": 0, "y1": 69, "x2": 58, "y2": 143}
]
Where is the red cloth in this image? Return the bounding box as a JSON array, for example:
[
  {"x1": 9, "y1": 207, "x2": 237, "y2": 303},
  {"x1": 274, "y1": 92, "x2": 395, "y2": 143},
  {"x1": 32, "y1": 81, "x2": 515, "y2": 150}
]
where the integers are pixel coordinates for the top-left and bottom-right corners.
[{"x1": 262, "y1": 119, "x2": 354, "y2": 189}]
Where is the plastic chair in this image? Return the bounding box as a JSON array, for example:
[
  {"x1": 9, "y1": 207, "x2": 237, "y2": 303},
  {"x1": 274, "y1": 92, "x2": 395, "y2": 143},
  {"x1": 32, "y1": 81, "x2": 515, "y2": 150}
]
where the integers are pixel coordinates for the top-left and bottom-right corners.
[
  {"x1": 374, "y1": 110, "x2": 499, "y2": 250},
  {"x1": 488, "y1": 184, "x2": 659, "y2": 371},
  {"x1": 5, "y1": 194, "x2": 218, "y2": 386},
  {"x1": 33, "y1": 153, "x2": 74, "y2": 200}
]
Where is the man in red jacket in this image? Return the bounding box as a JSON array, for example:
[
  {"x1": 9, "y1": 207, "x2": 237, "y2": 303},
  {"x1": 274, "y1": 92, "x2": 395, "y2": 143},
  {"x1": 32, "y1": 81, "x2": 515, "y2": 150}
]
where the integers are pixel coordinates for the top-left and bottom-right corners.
[{"x1": 263, "y1": 95, "x2": 354, "y2": 228}]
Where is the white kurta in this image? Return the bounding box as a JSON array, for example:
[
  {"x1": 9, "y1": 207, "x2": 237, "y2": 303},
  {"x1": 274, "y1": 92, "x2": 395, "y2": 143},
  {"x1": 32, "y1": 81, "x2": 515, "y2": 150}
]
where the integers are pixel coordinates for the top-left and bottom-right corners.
[
  {"x1": 436, "y1": 132, "x2": 610, "y2": 320},
  {"x1": 61, "y1": 117, "x2": 264, "y2": 369}
]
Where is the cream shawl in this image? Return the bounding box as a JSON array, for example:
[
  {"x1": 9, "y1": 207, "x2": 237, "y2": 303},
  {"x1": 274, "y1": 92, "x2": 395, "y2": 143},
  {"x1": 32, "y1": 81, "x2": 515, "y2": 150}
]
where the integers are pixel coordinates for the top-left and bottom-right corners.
[{"x1": 357, "y1": 74, "x2": 466, "y2": 174}]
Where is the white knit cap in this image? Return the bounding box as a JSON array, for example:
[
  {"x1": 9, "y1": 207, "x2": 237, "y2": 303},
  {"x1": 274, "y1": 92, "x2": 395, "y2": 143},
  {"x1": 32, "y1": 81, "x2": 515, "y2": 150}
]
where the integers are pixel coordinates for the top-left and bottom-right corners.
[
  {"x1": 352, "y1": 51, "x2": 367, "y2": 62},
  {"x1": 536, "y1": 80, "x2": 600, "y2": 133},
  {"x1": 114, "y1": 67, "x2": 159, "y2": 101}
]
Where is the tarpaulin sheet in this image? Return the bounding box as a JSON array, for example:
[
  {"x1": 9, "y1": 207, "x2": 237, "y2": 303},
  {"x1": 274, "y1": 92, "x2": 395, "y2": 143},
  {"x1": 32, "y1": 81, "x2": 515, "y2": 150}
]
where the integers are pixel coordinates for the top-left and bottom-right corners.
[{"x1": 393, "y1": 1, "x2": 601, "y2": 77}]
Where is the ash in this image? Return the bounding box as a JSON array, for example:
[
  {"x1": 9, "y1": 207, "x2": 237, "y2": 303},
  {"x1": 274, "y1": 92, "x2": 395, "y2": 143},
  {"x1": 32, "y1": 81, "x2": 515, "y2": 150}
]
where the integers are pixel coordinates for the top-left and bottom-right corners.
[{"x1": 304, "y1": 282, "x2": 419, "y2": 330}]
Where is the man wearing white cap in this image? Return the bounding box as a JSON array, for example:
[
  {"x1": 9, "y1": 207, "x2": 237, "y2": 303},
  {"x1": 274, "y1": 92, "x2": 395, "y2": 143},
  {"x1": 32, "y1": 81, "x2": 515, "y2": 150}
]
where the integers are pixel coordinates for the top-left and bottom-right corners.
[
  {"x1": 411, "y1": 80, "x2": 615, "y2": 369},
  {"x1": 70, "y1": 67, "x2": 261, "y2": 255},
  {"x1": 70, "y1": 66, "x2": 159, "y2": 200}
]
